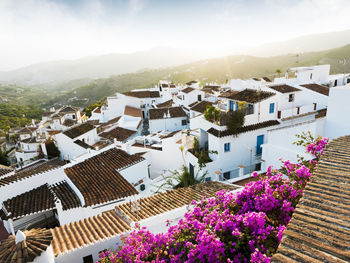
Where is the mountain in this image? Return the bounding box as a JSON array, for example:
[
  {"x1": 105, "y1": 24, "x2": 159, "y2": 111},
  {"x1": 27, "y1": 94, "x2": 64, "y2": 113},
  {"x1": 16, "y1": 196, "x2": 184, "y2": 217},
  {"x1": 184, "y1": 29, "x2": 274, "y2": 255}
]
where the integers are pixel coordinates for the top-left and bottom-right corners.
[
  {"x1": 2, "y1": 29, "x2": 350, "y2": 86},
  {"x1": 45, "y1": 44, "x2": 350, "y2": 108},
  {"x1": 0, "y1": 47, "x2": 206, "y2": 86},
  {"x1": 249, "y1": 29, "x2": 350, "y2": 57}
]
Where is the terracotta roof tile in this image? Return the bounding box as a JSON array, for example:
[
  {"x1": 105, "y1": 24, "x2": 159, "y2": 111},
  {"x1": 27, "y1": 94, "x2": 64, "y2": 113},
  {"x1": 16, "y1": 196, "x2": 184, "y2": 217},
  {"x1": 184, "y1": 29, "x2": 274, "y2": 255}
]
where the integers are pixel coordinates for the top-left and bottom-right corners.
[
  {"x1": 207, "y1": 120, "x2": 280, "y2": 137},
  {"x1": 115, "y1": 181, "x2": 239, "y2": 222},
  {"x1": 269, "y1": 84, "x2": 300, "y2": 93},
  {"x1": 0, "y1": 166, "x2": 12, "y2": 178},
  {"x1": 271, "y1": 135, "x2": 350, "y2": 263},
  {"x1": 63, "y1": 123, "x2": 95, "y2": 139},
  {"x1": 124, "y1": 106, "x2": 142, "y2": 118},
  {"x1": 63, "y1": 118, "x2": 76, "y2": 127},
  {"x1": 64, "y1": 148, "x2": 140, "y2": 207},
  {"x1": 149, "y1": 107, "x2": 187, "y2": 120},
  {"x1": 262, "y1": 77, "x2": 271, "y2": 82},
  {"x1": 58, "y1": 106, "x2": 79, "y2": 113},
  {"x1": 186, "y1": 80, "x2": 198, "y2": 85},
  {"x1": 316, "y1": 108, "x2": 327, "y2": 119},
  {"x1": 224, "y1": 89, "x2": 275, "y2": 103},
  {"x1": 99, "y1": 127, "x2": 136, "y2": 142},
  {"x1": 74, "y1": 139, "x2": 94, "y2": 149},
  {"x1": 51, "y1": 210, "x2": 130, "y2": 256},
  {"x1": 301, "y1": 83, "x2": 329, "y2": 96},
  {"x1": 190, "y1": 101, "x2": 213, "y2": 113},
  {"x1": 0, "y1": 159, "x2": 65, "y2": 188},
  {"x1": 182, "y1": 87, "x2": 195, "y2": 93},
  {"x1": 123, "y1": 90, "x2": 160, "y2": 98},
  {"x1": 2, "y1": 181, "x2": 81, "y2": 219},
  {"x1": 0, "y1": 228, "x2": 53, "y2": 263},
  {"x1": 156, "y1": 99, "x2": 174, "y2": 108}
]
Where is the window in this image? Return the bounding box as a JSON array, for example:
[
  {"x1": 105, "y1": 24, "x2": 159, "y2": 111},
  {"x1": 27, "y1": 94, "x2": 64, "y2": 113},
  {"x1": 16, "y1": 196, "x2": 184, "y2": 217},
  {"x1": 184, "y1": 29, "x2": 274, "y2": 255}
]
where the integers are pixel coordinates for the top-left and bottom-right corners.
[
  {"x1": 288, "y1": 94, "x2": 295, "y2": 102},
  {"x1": 181, "y1": 119, "x2": 187, "y2": 126},
  {"x1": 310, "y1": 73, "x2": 313, "y2": 80},
  {"x1": 223, "y1": 172, "x2": 230, "y2": 180},
  {"x1": 198, "y1": 95, "x2": 202, "y2": 101},
  {"x1": 247, "y1": 104, "x2": 254, "y2": 115},
  {"x1": 83, "y1": 255, "x2": 94, "y2": 263},
  {"x1": 205, "y1": 177, "x2": 212, "y2": 182},
  {"x1": 224, "y1": 143, "x2": 230, "y2": 152},
  {"x1": 72, "y1": 114, "x2": 75, "y2": 119},
  {"x1": 255, "y1": 163, "x2": 262, "y2": 171},
  {"x1": 269, "y1": 103, "x2": 275, "y2": 114}
]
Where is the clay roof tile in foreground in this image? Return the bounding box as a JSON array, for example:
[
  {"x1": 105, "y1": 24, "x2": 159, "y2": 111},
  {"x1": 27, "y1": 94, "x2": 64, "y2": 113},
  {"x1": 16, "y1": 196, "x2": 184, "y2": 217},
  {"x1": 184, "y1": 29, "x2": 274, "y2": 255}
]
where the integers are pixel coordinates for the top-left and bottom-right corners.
[
  {"x1": 64, "y1": 148, "x2": 140, "y2": 207},
  {"x1": 51, "y1": 210, "x2": 130, "y2": 256},
  {"x1": 115, "y1": 181, "x2": 239, "y2": 222},
  {"x1": 271, "y1": 135, "x2": 350, "y2": 263},
  {"x1": 0, "y1": 159, "x2": 65, "y2": 188},
  {"x1": 156, "y1": 99, "x2": 174, "y2": 108},
  {"x1": 0, "y1": 228, "x2": 53, "y2": 263},
  {"x1": 0, "y1": 166, "x2": 12, "y2": 178},
  {"x1": 2, "y1": 181, "x2": 81, "y2": 219}
]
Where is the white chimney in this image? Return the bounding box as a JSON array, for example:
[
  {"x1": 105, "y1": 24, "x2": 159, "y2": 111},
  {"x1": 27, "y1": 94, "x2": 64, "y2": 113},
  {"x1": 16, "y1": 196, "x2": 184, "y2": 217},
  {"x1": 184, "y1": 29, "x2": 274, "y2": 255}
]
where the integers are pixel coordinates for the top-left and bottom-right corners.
[
  {"x1": 238, "y1": 165, "x2": 244, "y2": 177},
  {"x1": 15, "y1": 230, "x2": 26, "y2": 244}
]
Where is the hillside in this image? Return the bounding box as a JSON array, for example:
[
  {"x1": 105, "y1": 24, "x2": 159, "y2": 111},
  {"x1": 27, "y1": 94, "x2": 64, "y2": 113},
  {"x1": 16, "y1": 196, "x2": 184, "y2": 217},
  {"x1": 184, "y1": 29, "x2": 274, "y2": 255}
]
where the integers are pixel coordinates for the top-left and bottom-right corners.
[{"x1": 46, "y1": 44, "x2": 350, "y2": 107}]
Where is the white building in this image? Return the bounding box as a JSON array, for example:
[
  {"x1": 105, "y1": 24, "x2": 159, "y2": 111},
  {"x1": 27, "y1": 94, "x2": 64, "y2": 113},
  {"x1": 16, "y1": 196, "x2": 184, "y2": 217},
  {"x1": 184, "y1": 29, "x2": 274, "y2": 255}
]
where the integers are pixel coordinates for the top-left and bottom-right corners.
[{"x1": 148, "y1": 106, "x2": 188, "y2": 133}]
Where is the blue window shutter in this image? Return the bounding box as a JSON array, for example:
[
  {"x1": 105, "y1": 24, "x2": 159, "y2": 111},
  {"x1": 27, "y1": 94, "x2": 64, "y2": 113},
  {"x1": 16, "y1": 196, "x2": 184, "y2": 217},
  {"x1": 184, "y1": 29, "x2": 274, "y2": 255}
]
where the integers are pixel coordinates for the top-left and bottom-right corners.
[{"x1": 269, "y1": 103, "x2": 275, "y2": 113}]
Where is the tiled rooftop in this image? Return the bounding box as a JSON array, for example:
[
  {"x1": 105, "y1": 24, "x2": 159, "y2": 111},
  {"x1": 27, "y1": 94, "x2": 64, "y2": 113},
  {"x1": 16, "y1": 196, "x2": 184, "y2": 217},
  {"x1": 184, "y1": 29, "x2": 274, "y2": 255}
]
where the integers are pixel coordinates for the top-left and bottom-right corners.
[
  {"x1": 224, "y1": 89, "x2": 275, "y2": 103},
  {"x1": 123, "y1": 90, "x2": 160, "y2": 98},
  {"x1": 99, "y1": 126, "x2": 136, "y2": 142},
  {"x1": 181, "y1": 87, "x2": 195, "y2": 93},
  {"x1": 190, "y1": 101, "x2": 213, "y2": 114},
  {"x1": 156, "y1": 99, "x2": 174, "y2": 108},
  {"x1": 51, "y1": 210, "x2": 130, "y2": 256},
  {"x1": 124, "y1": 106, "x2": 142, "y2": 118},
  {"x1": 2, "y1": 181, "x2": 81, "y2": 219},
  {"x1": 74, "y1": 139, "x2": 94, "y2": 149},
  {"x1": 63, "y1": 123, "x2": 95, "y2": 139},
  {"x1": 269, "y1": 84, "x2": 301, "y2": 93},
  {"x1": 0, "y1": 228, "x2": 53, "y2": 263},
  {"x1": 0, "y1": 159, "x2": 65, "y2": 188},
  {"x1": 207, "y1": 120, "x2": 280, "y2": 138},
  {"x1": 271, "y1": 135, "x2": 350, "y2": 263},
  {"x1": 59, "y1": 106, "x2": 79, "y2": 113},
  {"x1": 301, "y1": 83, "x2": 330, "y2": 96},
  {"x1": 0, "y1": 165, "x2": 12, "y2": 178},
  {"x1": 64, "y1": 148, "x2": 140, "y2": 207},
  {"x1": 115, "y1": 181, "x2": 239, "y2": 222},
  {"x1": 186, "y1": 80, "x2": 198, "y2": 85},
  {"x1": 149, "y1": 106, "x2": 187, "y2": 120}
]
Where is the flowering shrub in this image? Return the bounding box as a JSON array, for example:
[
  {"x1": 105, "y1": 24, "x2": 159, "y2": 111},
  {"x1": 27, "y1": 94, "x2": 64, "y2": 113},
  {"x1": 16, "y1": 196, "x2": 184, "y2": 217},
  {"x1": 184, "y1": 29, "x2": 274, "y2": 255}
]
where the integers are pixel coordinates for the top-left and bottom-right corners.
[{"x1": 98, "y1": 134, "x2": 328, "y2": 263}]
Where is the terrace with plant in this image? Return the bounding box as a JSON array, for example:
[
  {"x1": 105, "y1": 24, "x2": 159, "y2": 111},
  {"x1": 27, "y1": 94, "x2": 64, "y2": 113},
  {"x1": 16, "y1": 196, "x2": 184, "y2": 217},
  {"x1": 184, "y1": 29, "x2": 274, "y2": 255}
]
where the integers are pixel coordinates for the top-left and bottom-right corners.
[{"x1": 97, "y1": 132, "x2": 329, "y2": 263}]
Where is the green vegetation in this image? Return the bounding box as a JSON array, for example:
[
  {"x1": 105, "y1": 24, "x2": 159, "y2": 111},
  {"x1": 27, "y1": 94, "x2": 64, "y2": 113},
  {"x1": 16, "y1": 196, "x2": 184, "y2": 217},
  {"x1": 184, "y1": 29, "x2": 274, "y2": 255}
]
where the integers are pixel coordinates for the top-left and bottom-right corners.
[
  {"x1": 0, "y1": 149, "x2": 9, "y2": 166},
  {"x1": 0, "y1": 103, "x2": 43, "y2": 131},
  {"x1": 83, "y1": 100, "x2": 106, "y2": 117},
  {"x1": 204, "y1": 105, "x2": 221, "y2": 123}
]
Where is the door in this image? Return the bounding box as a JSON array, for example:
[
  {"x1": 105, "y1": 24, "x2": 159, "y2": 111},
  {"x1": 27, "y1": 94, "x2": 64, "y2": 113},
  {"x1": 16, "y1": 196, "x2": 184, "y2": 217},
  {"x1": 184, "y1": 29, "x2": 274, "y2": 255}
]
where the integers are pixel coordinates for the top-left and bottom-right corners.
[
  {"x1": 229, "y1": 101, "x2": 234, "y2": 111},
  {"x1": 256, "y1": 135, "x2": 264, "y2": 155},
  {"x1": 277, "y1": 111, "x2": 281, "y2": 119},
  {"x1": 189, "y1": 163, "x2": 194, "y2": 177}
]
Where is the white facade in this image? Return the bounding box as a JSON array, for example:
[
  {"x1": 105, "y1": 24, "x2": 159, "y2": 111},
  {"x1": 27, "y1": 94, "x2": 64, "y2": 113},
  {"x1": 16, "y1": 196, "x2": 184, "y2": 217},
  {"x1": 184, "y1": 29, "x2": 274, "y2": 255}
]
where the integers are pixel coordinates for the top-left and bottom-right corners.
[
  {"x1": 149, "y1": 116, "x2": 188, "y2": 133},
  {"x1": 324, "y1": 84, "x2": 350, "y2": 139}
]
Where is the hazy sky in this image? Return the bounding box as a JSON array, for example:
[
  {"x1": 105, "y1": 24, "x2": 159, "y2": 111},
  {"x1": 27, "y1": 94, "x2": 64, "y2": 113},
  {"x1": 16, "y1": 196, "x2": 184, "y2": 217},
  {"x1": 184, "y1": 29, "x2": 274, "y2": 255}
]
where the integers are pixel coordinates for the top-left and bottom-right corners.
[{"x1": 1, "y1": 0, "x2": 350, "y2": 71}]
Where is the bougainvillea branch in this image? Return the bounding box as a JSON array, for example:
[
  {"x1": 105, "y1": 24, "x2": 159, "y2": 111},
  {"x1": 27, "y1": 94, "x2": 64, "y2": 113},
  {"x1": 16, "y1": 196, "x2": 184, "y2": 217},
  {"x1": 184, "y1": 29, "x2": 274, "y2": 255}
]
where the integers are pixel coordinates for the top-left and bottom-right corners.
[{"x1": 97, "y1": 134, "x2": 328, "y2": 263}]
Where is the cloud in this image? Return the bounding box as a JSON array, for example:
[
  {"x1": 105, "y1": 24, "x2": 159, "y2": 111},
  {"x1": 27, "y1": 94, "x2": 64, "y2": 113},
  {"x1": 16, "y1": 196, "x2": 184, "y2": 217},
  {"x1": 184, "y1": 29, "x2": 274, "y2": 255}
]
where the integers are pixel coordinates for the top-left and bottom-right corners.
[{"x1": 128, "y1": 0, "x2": 147, "y2": 14}]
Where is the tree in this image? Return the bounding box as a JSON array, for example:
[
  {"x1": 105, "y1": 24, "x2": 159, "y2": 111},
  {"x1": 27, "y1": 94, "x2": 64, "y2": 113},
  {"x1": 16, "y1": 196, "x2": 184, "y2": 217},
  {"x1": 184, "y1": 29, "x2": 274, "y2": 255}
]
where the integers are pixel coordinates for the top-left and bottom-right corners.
[
  {"x1": 204, "y1": 105, "x2": 220, "y2": 123},
  {"x1": 275, "y1": 69, "x2": 282, "y2": 77},
  {"x1": 0, "y1": 149, "x2": 9, "y2": 166}
]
